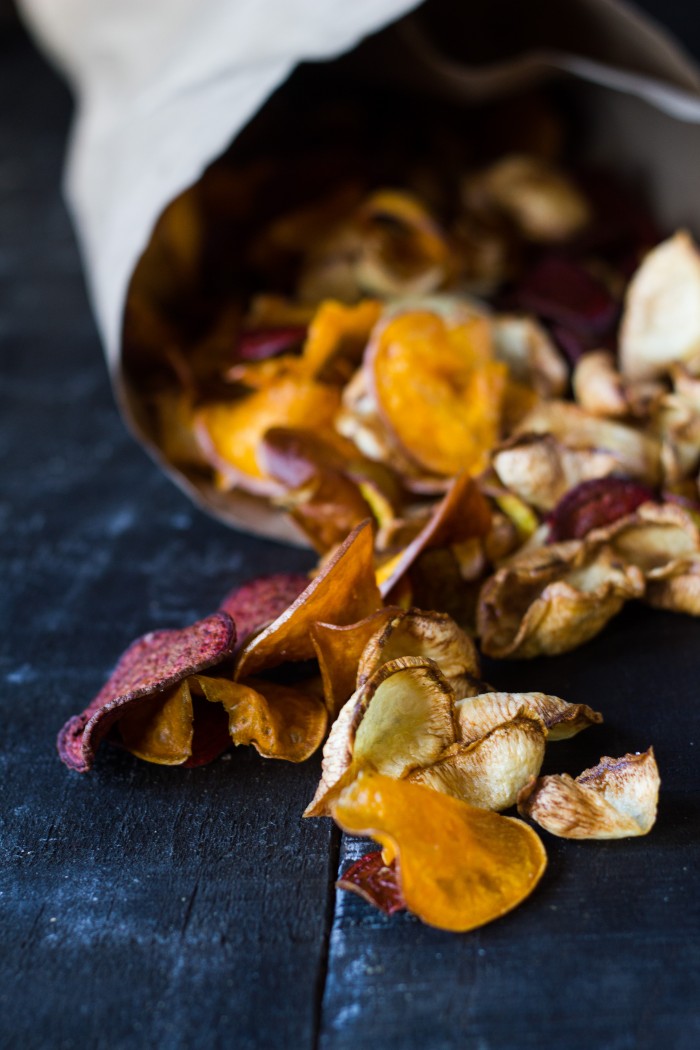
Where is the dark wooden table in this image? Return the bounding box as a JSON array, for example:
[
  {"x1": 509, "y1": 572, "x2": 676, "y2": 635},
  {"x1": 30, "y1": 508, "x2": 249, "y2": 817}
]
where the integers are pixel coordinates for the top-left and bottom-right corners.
[{"x1": 2, "y1": 7, "x2": 699, "y2": 1048}]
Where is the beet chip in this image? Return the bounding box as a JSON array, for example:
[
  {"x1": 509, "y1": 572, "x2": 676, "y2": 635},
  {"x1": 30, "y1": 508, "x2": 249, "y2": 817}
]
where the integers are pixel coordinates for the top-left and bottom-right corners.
[
  {"x1": 547, "y1": 477, "x2": 655, "y2": 542},
  {"x1": 57, "y1": 612, "x2": 237, "y2": 772},
  {"x1": 337, "y1": 851, "x2": 406, "y2": 916},
  {"x1": 220, "y1": 572, "x2": 309, "y2": 649}
]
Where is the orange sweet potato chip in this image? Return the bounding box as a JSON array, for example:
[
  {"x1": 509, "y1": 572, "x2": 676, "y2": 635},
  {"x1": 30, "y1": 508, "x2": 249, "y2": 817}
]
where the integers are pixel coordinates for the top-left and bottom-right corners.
[
  {"x1": 302, "y1": 299, "x2": 381, "y2": 382},
  {"x1": 332, "y1": 771, "x2": 547, "y2": 932},
  {"x1": 235, "y1": 520, "x2": 383, "y2": 679},
  {"x1": 311, "y1": 608, "x2": 399, "y2": 717},
  {"x1": 195, "y1": 370, "x2": 342, "y2": 494},
  {"x1": 368, "y1": 310, "x2": 506, "y2": 477},
  {"x1": 191, "y1": 674, "x2": 327, "y2": 763}
]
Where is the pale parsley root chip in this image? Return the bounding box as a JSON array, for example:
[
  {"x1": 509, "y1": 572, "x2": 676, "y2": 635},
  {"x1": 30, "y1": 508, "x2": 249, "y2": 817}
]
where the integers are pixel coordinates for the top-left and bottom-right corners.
[
  {"x1": 517, "y1": 749, "x2": 660, "y2": 839},
  {"x1": 305, "y1": 655, "x2": 456, "y2": 817},
  {"x1": 477, "y1": 540, "x2": 644, "y2": 659},
  {"x1": 407, "y1": 713, "x2": 546, "y2": 811},
  {"x1": 455, "y1": 691, "x2": 603, "y2": 743}
]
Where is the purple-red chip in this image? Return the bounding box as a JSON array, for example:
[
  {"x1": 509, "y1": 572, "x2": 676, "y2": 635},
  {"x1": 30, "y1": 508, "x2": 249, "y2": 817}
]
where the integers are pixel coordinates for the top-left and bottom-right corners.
[
  {"x1": 547, "y1": 477, "x2": 656, "y2": 543},
  {"x1": 336, "y1": 851, "x2": 406, "y2": 916},
  {"x1": 219, "y1": 572, "x2": 309, "y2": 649},
  {"x1": 237, "y1": 326, "x2": 307, "y2": 362},
  {"x1": 57, "y1": 611, "x2": 237, "y2": 773},
  {"x1": 513, "y1": 254, "x2": 619, "y2": 338}
]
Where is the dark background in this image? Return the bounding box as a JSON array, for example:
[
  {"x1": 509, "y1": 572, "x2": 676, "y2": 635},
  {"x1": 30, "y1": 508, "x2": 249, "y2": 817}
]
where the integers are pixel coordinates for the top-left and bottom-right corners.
[{"x1": 1, "y1": 3, "x2": 699, "y2": 1048}]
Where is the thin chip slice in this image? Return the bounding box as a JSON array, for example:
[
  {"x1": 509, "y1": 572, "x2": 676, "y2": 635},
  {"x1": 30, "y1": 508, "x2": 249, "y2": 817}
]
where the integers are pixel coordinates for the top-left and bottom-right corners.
[
  {"x1": 378, "y1": 473, "x2": 491, "y2": 597},
  {"x1": 302, "y1": 299, "x2": 381, "y2": 382},
  {"x1": 493, "y1": 433, "x2": 622, "y2": 513},
  {"x1": 477, "y1": 541, "x2": 644, "y2": 659},
  {"x1": 57, "y1": 612, "x2": 237, "y2": 772},
  {"x1": 332, "y1": 771, "x2": 547, "y2": 932},
  {"x1": 219, "y1": 573, "x2": 309, "y2": 649},
  {"x1": 235, "y1": 521, "x2": 382, "y2": 679},
  {"x1": 356, "y1": 608, "x2": 480, "y2": 698},
  {"x1": 336, "y1": 851, "x2": 406, "y2": 916},
  {"x1": 368, "y1": 310, "x2": 506, "y2": 477},
  {"x1": 518, "y1": 749, "x2": 660, "y2": 838},
  {"x1": 311, "y1": 608, "x2": 399, "y2": 717},
  {"x1": 547, "y1": 477, "x2": 656, "y2": 542},
  {"x1": 455, "y1": 691, "x2": 602, "y2": 743},
  {"x1": 620, "y1": 231, "x2": 700, "y2": 381},
  {"x1": 408, "y1": 714, "x2": 546, "y2": 810},
  {"x1": 195, "y1": 373, "x2": 341, "y2": 494},
  {"x1": 117, "y1": 679, "x2": 194, "y2": 765},
  {"x1": 516, "y1": 400, "x2": 661, "y2": 484},
  {"x1": 191, "y1": 674, "x2": 327, "y2": 763},
  {"x1": 305, "y1": 656, "x2": 456, "y2": 817}
]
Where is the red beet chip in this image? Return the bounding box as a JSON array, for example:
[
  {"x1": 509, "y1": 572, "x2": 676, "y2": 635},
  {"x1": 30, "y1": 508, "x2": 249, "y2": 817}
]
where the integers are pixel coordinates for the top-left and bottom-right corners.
[
  {"x1": 513, "y1": 255, "x2": 618, "y2": 338},
  {"x1": 57, "y1": 612, "x2": 237, "y2": 773},
  {"x1": 547, "y1": 477, "x2": 656, "y2": 543},
  {"x1": 336, "y1": 851, "x2": 406, "y2": 916},
  {"x1": 237, "y1": 326, "x2": 307, "y2": 362},
  {"x1": 219, "y1": 572, "x2": 309, "y2": 649}
]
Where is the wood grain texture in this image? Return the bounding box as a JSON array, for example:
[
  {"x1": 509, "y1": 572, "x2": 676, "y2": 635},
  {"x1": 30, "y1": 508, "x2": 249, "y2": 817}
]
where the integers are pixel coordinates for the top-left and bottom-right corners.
[
  {"x1": 2, "y1": 8, "x2": 700, "y2": 1050},
  {"x1": 0, "y1": 28, "x2": 329, "y2": 1050}
]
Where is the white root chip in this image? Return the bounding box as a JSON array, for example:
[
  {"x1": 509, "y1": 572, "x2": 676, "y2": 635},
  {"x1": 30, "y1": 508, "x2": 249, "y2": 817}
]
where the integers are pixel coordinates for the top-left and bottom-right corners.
[
  {"x1": 573, "y1": 351, "x2": 628, "y2": 418},
  {"x1": 304, "y1": 655, "x2": 455, "y2": 816},
  {"x1": 518, "y1": 748, "x2": 660, "y2": 839},
  {"x1": 515, "y1": 400, "x2": 661, "y2": 484},
  {"x1": 408, "y1": 714, "x2": 546, "y2": 811},
  {"x1": 455, "y1": 691, "x2": 603, "y2": 744},
  {"x1": 357, "y1": 608, "x2": 480, "y2": 698},
  {"x1": 467, "y1": 156, "x2": 591, "y2": 243},
  {"x1": 620, "y1": 230, "x2": 700, "y2": 382},
  {"x1": 477, "y1": 540, "x2": 645, "y2": 659},
  {"x1": 493, "y1": 432, "x2": 620, "y2": 512},
  {"x1": 492, "y1": 315, "x2": 568, "y2": 397}
]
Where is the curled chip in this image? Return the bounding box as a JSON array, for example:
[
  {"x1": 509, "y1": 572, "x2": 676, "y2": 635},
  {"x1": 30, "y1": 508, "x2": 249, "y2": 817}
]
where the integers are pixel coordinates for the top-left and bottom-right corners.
[
  {"x1": 493, "y1": 433, "x2": 621, "y2": 513},
  {"x1": 591, "y1": 502, "x2": 700, "y2": 614},
  {"x1": 191, "y1": 674, "x2": 327, "y2": 763},
  {"x1": 311, "y1": 609, "x2": 399, "y2": 718},
  {"x1": 466, "y1": 155, "x2": 591, "y2": 243},
  {"x1": 515, "y1": 400, "x2": 661, "y2": 484},
  {"x1": 356, "y1": 608, "x2": 480, "y2": 699},
  {"x1": 235, "y1": 520, "x2": 382, "y2": 680},
  {"x1": 336, "y1": 850, "x2": 406, "y2": 916},
  {"x1": 572, "y1": 351, "x2": 629, "y2": 418},
  {"x1": 477, "y1": 541, "x2": 644, "y2": 659},
  {"x1": 195, "y1": 366, "x2": 342, "y2": 495},
  {"x1": 367, "y1": 310, "x2": 506, "y2": 478},
  {"x1": 332, "y1": 771, "x2": 547, "y2": 932},
  {"x1": 455, "y1": 691, "x2": 602, "y2": 743},
  {"x1": 219, "y1": 572, "x2": 309, "y2": 649},
  {"x1": 377, "y1": 473, "x2": 491, "y2": 596},
  {"x1": 518, "y1": 748, "x2": 660, "y2": 838},
  {"x1": 546, "y1": 477, "x2": 656, "y2": 542},
  {"x1": 407, "y1": 713, "x2": 546, "y2": 811},
  {"x1": 301, "y1": 299, "x2": 381, "y2": 382},
  {"x1": 305, "y1": 655, "x2": 456, "y2": 817},
  {"x1": 492, "y1": 315, "x2": 568, "y2": 398},
  {"x1": 57, "y1": 612, "x2": 237, "y2": 772},
  {"x1": 620, "y1": 231, "x2": 700, "y2": 382}
]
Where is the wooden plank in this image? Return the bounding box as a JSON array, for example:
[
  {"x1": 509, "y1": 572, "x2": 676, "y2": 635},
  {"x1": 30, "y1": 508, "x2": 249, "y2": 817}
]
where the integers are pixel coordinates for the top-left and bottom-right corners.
[{"x1": 0, "y1": 30, "x2": 333, "y2": 1050}]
